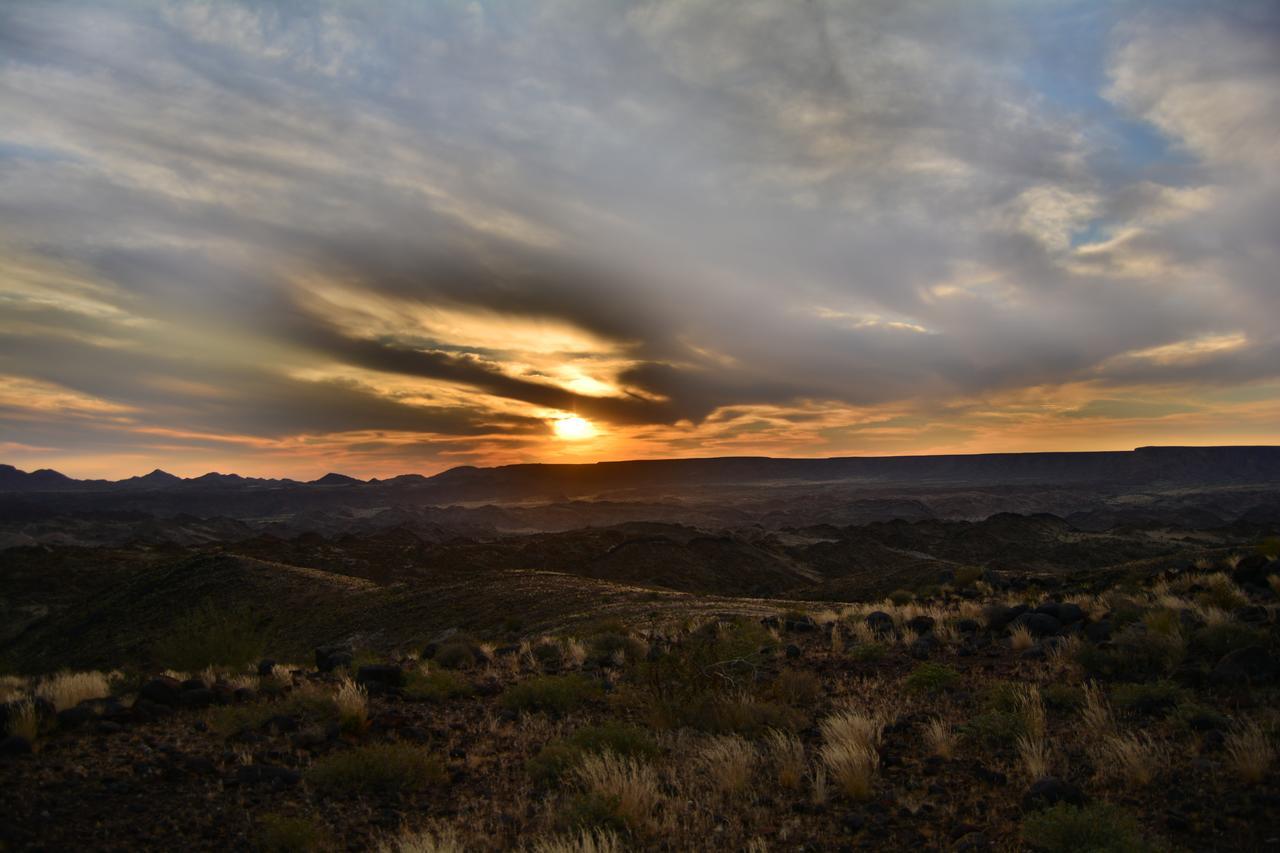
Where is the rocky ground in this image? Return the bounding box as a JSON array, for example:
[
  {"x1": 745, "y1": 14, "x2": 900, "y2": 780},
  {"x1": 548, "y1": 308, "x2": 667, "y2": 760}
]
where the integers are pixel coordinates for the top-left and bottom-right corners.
[{"x1": 1, "y1": 552, "x2": 1279, "y2": 851}]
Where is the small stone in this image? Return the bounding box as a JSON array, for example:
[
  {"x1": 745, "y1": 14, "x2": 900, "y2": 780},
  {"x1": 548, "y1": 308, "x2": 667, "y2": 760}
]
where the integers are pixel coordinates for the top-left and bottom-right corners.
[{"x1": 1021, "y1": 777, "x2": 1085, "y2": 812}]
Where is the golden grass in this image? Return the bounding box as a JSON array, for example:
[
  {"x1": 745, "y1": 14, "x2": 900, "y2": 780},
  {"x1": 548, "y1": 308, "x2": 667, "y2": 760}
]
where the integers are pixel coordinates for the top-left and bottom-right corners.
[
  {"x1": 1081, "y1": 682, "x2": 1113, "y2": 739},
  {"x1": 572, "y1": 752, "x2": 661, "y2": 834},
  {"x1": 334, "y1": 677, "x2": 369, "y2": 735},
  {"x1": 1008, "y1": 624, "x2": 1035, "y2": 651},
  {"x1": 35, "y1": 670, "x2": 112, "y2": 712},
  {"x1": 6, "y1": 698, "x2": 39, "y2": 740},
  {"x1": 1099, "y1": 733, "x2": 1163, "y2": 787},
  {"x1": 1016, "y1": 734, "x2": 1050, "y2": 780},
  {"x1": 923, "y1": 718, "x2": 956, "y2": 759},
  {"x1": 764, "y1": 729, "x2": 806, "y2": 790},
  {"x1": 377, "y1": 827, "x2": 465, "y2": 853},
  {"x1": 697, "y1": 735, "x2": 758, "y2": 798},
  {"x1": 530, "y1": 829, "x2": 622, "y2": 853},
  {"x1": 1224, "y1": 723, "x2": 1275, "y2": 785},
  {"x1": 819, "y1": 710, "x2": 882, "y2": 800}
]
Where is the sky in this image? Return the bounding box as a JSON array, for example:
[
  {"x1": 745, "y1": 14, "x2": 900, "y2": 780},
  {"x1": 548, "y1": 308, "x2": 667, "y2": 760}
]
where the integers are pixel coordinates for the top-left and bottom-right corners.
[{"x1": 1, "y1": 0, "x2": 1278, "y2": 480}]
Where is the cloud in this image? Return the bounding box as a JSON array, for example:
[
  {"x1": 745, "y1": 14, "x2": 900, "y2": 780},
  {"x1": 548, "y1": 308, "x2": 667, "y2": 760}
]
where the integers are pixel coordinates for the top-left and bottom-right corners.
[{"x1": 0, "y1": 0, "x2": 1276, "y2": 476}]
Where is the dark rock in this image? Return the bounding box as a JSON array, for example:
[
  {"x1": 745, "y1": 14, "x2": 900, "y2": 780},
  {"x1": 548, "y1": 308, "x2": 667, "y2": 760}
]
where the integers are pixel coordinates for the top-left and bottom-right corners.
[
  {"x1": 1011, "y1": 612, "x2": 1062, "y2": 638},
  {"x1": 954, "y1": 832, "x2": 991, "y2": 851},
  {"x1": 955, "y1": 618, "x2": 981, "y2": 634},
  {"x1": 56, "y1": 703, "x2": 98, "y2": 729},
  {"x1": 261, "y1": 715, "x2": 300, "y2": 734},
  {"x1": 314, "y1": 642, "x2": 354, "y2": 673},
  {"x1": 972, "y1": 764, "x2": 1007, "y2": 785},
  {"x1": 784, "y1": 615, "x2": 817, "y2": 632},
  {"x1": 1020, "y1": 645, "x2": 1046, "y2": 660},
  {"x1": 841, "y1": 813, "x2": 865, "y2": 833},
  {"x1": 785, "y1": 643, "x2": 802, "y2": 660},
  {"x1": 1056, "y1": 603, "x2": 1085, "y2": 624},
  {"x1": 908, "y1": 638, "x2": 935, "y2": 660},
  {"x1": 95, "y1": 720, "x2": 123, "y2": 734},
  {"x1": 1021, "y1": 777, "x2": 1085, "y2": 812},
  {"x1": 906, "y1": 615, "x2": 935, "y2": 635},
  {"x1": 356, "y1": 665, "x2": 406, "y2": 688},
  {"x1": 234, "y1": 764, "x2": 301, "y2": 787},
  {"x1": 139, "y1": 676, "x2": 182, "y2": 707},
  {"x1": 178, "y1": 688, "x2": 216, "y2": 709},
  {"x1": 257, "y1": 659, "x2": 276, "y2": 676},
  {"x1": 1084, "y1": 620, "x2": 1113, "y2": 643},
  {"x1": 1035, "y1": 602, "x2": 1063, "y2": 620},
  {"x1": 1233, "y1": 605, "x2": 1268, "y2": 625},
  {"x1": 1212, "y1": 646, "x2": 1278, "y2": 686},
  {"x1": 180, "y1": 678, "x2": 206, "y2": 692},
  {"x1": 984, "y1": 603, "x2": 1029, "y2": 632},
  {"x1": 0, "y1": 734, "x2": 33, "y2": 756},
  {"x1": 1200, "y1": 730, "x2": 1226, "y2": 753},
  {"x1": 865, "y1": 611, "x2": 894, "y2": 634},
  {"x1": 233, "y1": 687, "x2": 257, "y2": 704},
  {"x1": 1233, "y1": 553, "x2": 1275, "y2": 587}
]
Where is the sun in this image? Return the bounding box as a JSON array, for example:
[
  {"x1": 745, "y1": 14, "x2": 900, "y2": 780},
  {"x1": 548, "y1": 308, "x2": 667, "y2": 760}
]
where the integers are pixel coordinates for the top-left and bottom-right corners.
[{"x1": 552, "y1": 415, "x2": 596, "y2": 440}]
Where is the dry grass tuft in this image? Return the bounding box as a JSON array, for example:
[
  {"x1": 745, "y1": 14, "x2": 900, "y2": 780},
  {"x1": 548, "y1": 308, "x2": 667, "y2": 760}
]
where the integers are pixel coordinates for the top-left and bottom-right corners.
[
  {"x1": 1009, "y1": 624, "x2": 1035, "y2": 651},
  {"x1": 819, "y1": 710, "x2": 882, "y2": 800},
  {"x1": 1224, "y1": 723, "x2": 1275, "y2": 785},
  {"x1": 1081, "y1": 682, "x2": 1113, "y2": 739},
  {"x1": 530, "y1": 828, "x2": 622, "y2": 853},
  {"x1": 1098, "y1": 732, "x2": 1163, "y2": 787},
  {"x1": 35, "y1": 670, "x2": 112, "y2": 712},
  {"x1": 1268, "y1": 575, "x2": 1280, "y2": 597},
  {"x1": 1016, "y1": 733, "x2": 1050, "y2": 780},
  {"x1": 334, "y1": 677, "x2": 370, "y2": 735},
  {"x1": 697, "y1": 735, "x2": 758, "y2": 798},
  {"x1": 6, "y1": 698, "x2": 40, "y2": 740},
  {"x1": 572, "y1": 752, "x2": 661, "y2": 834},
  {"x1": 764, "y1": 729, "x2": 806, "y2": 790},
  {"x1": 923, "y1": 718, "x2": 957, "y2": 759},
  {"x1": 377, "y1": 826, "x2": 466, "y2": 853}
]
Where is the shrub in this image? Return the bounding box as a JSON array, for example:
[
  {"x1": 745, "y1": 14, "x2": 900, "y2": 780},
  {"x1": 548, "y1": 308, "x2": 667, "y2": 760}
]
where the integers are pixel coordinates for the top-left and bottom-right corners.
[
  {"x1": 819, "y1": 709, "x2": 881, "y2": 799},
  {"x1": 404, "y1": 669, "x2": 474, "y2": 702},
  {"x1": 307, "y1": 744, "x2": 446, "y2": 794},
  {"x1": 965, "y1": 710, "x2": 1024, "y2": 747},
  {"x1": 1110, "y1": 682, "x2": 1186, "y2": 718},
  {"x1": 529, "y1": 724, "x2": 659, "y2": 787},
  {"x1": 588, "y1": 633, "x2": 645, "y2": 667},
  {"x1": 501, "y1": 675, "x2": 601, "y2": 715},
  {"x1": 953, "y1": 566, "x2": 984, "y2": 588},
  {"x1": 888, "y1": 589, "x2": 913, "y2": 606},
  {"x1": 1098, "y1": 733, "x2": 1164, "y2": 787},
  {"x1": 433, "y1": 641, "x2": 477, "y2": 671},
  {"x1": 849, "y1": 642, "x2": 886, "y2": 662},
  {"x1": 631, "y1": 619, "x2": 775, "y2": 729},
  {"x1": 770, "y1": 669, "x2": 823, "y2": 706},
  {"x1": 208, "y1": 683, "x2": 335, "y2": 737},
  {"x1": 1075, "y1": 627, "x2": 1182, "y2": 682},
  {"x1": 570, "y1": 752, "x2": 661, "y2": 835},
  {"x1": 1022, "y1": 803, "x2": 1157, "y2": 853},
  {"x1": 1190, "y1": 623, "x2": 1263, "y2": 659},
  {"x1": 153, "y1": 601, "x2": 266, "y2": 671},
  {"x1": 35, "y1": 670, "x2": 112, "y2": 712},
  {"x1": 1197, "y1": 575, "x2": 1247, "y2": 611},
  {"x1": 1041, "y1": 684, "x2": 1082, "y2": 712},
  {"x1": 257, "y1": 813, "x2": 330, "y2": 853},
  {"x1": 905, "y1": 663, "x2": 959, "y2": 694}
]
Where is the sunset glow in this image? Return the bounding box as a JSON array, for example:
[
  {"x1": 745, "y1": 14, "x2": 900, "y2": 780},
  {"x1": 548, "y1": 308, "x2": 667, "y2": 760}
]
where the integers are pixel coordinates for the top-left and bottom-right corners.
[{"x1": 0, "y1": 2, "x2": 1276, "y2": 480}]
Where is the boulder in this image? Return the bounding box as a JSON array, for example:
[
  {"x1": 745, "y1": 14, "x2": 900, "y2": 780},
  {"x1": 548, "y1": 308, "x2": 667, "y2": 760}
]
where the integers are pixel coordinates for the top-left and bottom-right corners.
[
  {"x1": 56, "y1": 703, "x2": 98, "y2": 729},
  {"x1": 256, "y1": 659, "x2": 277, "y2": 677},
  {"x1": 178, "y1": 688, "x2": 216, "y2": 709},
  {"x1": 0, "y1": 735, "x2": 32, "y2": 756},
  {"x1": 1083, "y1": 620, "x2": 1113, "y2": 643},
  {"x1": 139, "y1": 676, "x2": 183, "y2": 707},
  {"x1": 356, "y1": 665, "x2": 406, "y2": 689},
  {"x1": 784, "y1": 615, "x2": 817, "y2": 632},
  {"x1": 984, "y1": 604, "x2": 1028, "y2": 632},
  {"x1": 906, "y1": 615, "x2": 935, "y2": 635},
  {"x1": 1011, "y1": 612, "x2": 1061, "y2": 638},
  {"x1": 1212, "y1": 646, "x2": 1278, "y2": 686},
  {"x1": 865, "y1": 611, "x2": 894, "y2": 634},
  {"x1": 314, "y1": 643, "x2": 355, "y2": 673},
  {"x1": 1021, "y1": 777, "x2": 1085, "y2": 812}
]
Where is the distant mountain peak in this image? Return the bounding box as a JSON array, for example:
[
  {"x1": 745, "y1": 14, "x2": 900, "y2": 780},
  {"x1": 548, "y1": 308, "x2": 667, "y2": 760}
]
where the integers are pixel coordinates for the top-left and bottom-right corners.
[{"x1": 310, "y1": 472, "x2": 362, "y2": 486}]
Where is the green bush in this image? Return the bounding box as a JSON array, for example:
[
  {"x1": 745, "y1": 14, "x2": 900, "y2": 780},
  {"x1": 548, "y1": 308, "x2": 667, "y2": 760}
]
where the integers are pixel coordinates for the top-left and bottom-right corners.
[
  {"x1": 404, "y1": 669, "x2": 474, "y2": 702},
  {"x1": 769, "y1": 668, "x2": 823, "y2": 706},
  {"x1": 532, "y1": 642, "x2": 564, "y2": 667},
  {"x1": 1190, "y1": 623, "x2": 1264, "y2": 659},
  {"x1": 256, "y1": 813, "x2": 329, "y2": 853},
  {"x1": 849, "y1": 642, "x2": 886, "y2": 662},
  {"x1": 1110, "y1": 681, "x2": 1187, "y2": 718},
  {"x1": 152, "y1": 600, "x2": 266, "y2": 671},
  {"x1": 589, "y1": 632, "x2": 646, "y2": 666},
  {"x1": 905, "y1": 663, "x2": 959, "y2": 694},
  {"x1": 888, "y1": 589, "x2": 914, "y2": 606},
  {"x1": 1075, "y1": 626, "x2": 1183, "y2": 681},
  {"x1": 501, "y1": 675, "x2": 602, "y2": 715},
  {"x1": 433, "y1": 641, "x2": 477, "y2": 670},
  {"x1": 561, "y1": 792, "x2": 628, "y2": 834},
  {"x1": 630, "y1": 618, "x2": 775, "y2": 729},
  {"x1": 1022, "y1": 802, "x2": 1159, "y2": 852},
  {"x1": 965, "y1": 709, "x2": 1025, "y2": 746},
  {"x1": 528, "y1": 723, "x2": 659, "y2": 786},
  {"x1": 307, "y1": 744, "x2": 445, "y2": 794},
  {"x1": 953, "y1": 566, "x2": 984, "y2": 588}
]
